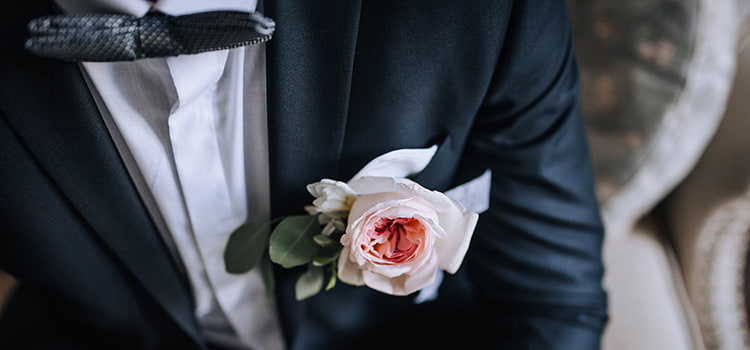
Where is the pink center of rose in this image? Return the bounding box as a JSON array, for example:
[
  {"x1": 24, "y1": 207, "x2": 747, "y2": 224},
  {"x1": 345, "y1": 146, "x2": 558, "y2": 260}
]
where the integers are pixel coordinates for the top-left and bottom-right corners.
[{"x1": 361, "y1": 217, "x2": 424, "y2": 264}]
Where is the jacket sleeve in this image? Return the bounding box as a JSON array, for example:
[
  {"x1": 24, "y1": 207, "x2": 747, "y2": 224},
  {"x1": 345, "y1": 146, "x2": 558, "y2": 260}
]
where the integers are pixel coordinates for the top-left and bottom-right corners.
[{"x1": 459, "y1": 1, "x2": 608, "y2": 348}]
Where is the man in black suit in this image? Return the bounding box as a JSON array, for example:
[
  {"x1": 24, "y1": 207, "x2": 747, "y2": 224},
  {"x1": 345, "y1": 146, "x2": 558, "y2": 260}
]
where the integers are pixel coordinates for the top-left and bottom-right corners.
[{"x1": 0, "y1": 0, "x2": 608, "y2": 349}]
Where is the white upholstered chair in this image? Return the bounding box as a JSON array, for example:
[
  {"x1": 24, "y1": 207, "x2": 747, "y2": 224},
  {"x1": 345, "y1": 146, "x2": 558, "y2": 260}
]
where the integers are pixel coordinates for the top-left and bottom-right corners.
[{"x1": 568, "y1": 0, "x2": 747, "y2": 348}]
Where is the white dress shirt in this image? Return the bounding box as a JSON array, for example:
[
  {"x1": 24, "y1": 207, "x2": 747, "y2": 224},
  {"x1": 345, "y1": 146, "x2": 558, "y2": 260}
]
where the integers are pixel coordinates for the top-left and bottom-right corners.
[{"x1": 55, "y1": 1, "x2": 285, "y2": 349}]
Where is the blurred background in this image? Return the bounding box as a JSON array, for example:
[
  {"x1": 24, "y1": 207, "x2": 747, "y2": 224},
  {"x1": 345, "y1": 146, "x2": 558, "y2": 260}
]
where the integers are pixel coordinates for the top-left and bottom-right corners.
[
  {"x1": 568, "y1": 0, "x2": 750, "y2": 348},
  {"x1": 1, "y1": 1, "x2": 749, "y2": 349}
]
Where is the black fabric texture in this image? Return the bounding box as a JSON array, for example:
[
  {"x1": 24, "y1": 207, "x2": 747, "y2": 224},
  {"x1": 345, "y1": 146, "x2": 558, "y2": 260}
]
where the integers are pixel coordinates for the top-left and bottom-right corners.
[{"x1": 0, "y1": 0, "x2": 608, "y2": 349}]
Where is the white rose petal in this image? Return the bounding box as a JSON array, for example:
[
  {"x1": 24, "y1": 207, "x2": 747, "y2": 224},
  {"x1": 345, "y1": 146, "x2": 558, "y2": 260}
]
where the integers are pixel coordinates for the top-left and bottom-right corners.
[
  {"x1": 434, "y1": 197, "x2": 478, "y2": 273},
  {"x1": 337, "y1": 245, "x2": 365, "y2": 286},
  {"x1": 306, "y1": 179, "x2": 357, "y2": 215},
  {"x1": 348, "y1": 176, "x2": 453, "y2": 212},
  {"x1": 360, "y1": 252, "x2": 438, "y2": 296}
]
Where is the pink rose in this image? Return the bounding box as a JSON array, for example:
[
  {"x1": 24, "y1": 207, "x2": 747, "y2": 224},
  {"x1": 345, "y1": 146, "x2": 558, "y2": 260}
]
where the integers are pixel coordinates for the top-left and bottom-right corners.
[{"x1": 337, "y1": 176, "x2": 478, "y2": 296}]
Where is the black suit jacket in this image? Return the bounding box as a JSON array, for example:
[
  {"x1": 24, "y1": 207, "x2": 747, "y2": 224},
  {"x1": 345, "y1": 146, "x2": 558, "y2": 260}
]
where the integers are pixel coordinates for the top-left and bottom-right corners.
[{"x1": 0, "y1": 1, "x2": 608, "y2": 349}]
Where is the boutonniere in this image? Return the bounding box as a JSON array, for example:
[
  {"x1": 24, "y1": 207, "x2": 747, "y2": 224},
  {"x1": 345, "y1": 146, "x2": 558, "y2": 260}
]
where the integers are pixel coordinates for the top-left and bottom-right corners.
[{"x1": 224, "y1": 145, "x2": 489, "y2": 300}]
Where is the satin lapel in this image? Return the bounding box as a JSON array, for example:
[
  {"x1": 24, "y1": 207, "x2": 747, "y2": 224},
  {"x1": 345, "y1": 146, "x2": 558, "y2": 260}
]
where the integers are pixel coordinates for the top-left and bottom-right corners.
[
  {"x1": 265, "y1": 0, "x2": 363, "y2": 215},
  {"x1": 0, "y1": 1, "x2": 202, "y2": 345}
]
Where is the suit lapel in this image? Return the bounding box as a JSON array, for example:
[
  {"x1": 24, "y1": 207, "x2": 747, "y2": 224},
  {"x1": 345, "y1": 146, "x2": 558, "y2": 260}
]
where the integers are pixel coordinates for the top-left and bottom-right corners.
[
  {"x1": 262, "y1": 1, "x2": 362, "y2": 342},
  {"x1": 0, "y1": 1, "x2": 202, "y2": 346},
  {"x1": 265, "y1": 0, "x2": 362, "y2": 216},
  {"x1": 4, "y1": 0, "x2": 363, "y2": 346}
]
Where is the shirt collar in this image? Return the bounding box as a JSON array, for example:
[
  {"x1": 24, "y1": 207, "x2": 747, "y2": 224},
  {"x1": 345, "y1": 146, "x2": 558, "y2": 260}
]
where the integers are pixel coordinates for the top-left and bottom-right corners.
[{"x1": 54, "y1": 0, "x2": 258, "y2": 17}]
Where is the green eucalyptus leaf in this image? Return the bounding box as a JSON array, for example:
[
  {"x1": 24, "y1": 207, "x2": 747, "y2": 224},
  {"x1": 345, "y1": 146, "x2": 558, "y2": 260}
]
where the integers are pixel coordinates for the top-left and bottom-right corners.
[
  {"x1": 332, "y1": 218, "x2": 346, "y2": 232},
  {"x1": 312, "y1": 248, "x2": 341, "y2": 267},
  {"x1": 325, "y1": 264, "x2": 337, "y2": 291},
  {"x1": 312, "y1": 234, "x2": 338, "y2": 248},
  {"x1": 269, "y1": 215, "x2": 321, "y2": 268},
  {"x1": 224, "y1": 221, "x2": 270, "y2": 274},
  {"x1": 312, "y1": 254, "x2": 337, "y2": 267},
  {"x1": 260, "y1": 253, "x2": 276, "y2": 303},
  {"x1": 321, "y1": 222, "x2": 337, "y2": 236},
  {"x1": 295, "y1": 265, "x2": 324, "y2": 301}
]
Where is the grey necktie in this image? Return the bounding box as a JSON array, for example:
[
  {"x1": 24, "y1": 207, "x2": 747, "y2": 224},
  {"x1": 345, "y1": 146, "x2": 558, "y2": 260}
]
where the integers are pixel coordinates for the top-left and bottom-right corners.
[{"x1": 25, "y1": 11, "x2": 275, "y2": 62}]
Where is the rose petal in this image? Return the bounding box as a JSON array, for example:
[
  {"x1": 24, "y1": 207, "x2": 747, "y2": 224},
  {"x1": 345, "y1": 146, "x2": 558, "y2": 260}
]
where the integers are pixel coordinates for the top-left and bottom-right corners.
[
  {"x1": 402, "y1": 253, "x2": 440, "y2": 294},
  {"x1": 307, "y1": 179, "x2": 354, "y2": 198},
  {"x1": 345, "y1": 198, "x2": 439, "y2": 277},
  {"x1": 307, "y1": 179, "x2": 357, "y2": 214},
  {"x1": 363, "y1": 260, "x2": 414, "y2": 278},
  {"x1": 361, "y1": 253, "x2": 438, "y2": 296},
  {"x1": 348, "y1": 193, "x2": 438, "y2": 226},
  {"x1": 337, "y1": 246, "x2": 365, "y2": 286},
  {"x1": 361, "y1": 270, "x2": 396, "y2": 295},
  {"x1": 433, "y1": 197, "x2": 479, "y2": 273},
  {"x1": 348, "y1": 177, "x2": 452, "y2": 212}
]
